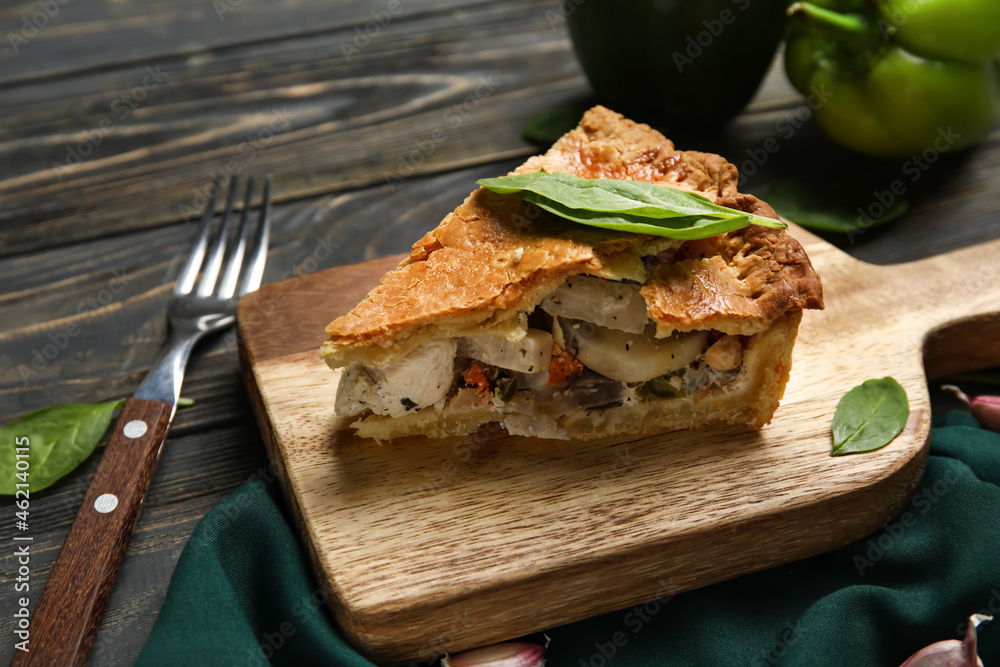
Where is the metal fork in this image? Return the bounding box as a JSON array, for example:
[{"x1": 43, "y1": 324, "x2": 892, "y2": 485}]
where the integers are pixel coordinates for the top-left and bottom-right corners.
[{"x1": 14, "y1": 175, "x2": 272, "y2": 667}]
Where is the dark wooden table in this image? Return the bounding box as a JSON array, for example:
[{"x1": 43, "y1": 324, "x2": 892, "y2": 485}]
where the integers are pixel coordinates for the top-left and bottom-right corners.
[{"x1": 1, "y1": 1, "x2": 998, "y2": 664}]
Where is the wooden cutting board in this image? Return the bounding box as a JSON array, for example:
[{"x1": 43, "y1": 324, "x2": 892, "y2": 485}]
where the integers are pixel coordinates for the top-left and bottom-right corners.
[{"x1": 237, "y1": 225, "x2": 1000, "y2": 665}]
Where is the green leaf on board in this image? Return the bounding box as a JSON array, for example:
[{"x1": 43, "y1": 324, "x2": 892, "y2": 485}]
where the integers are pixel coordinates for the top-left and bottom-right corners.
[
  {"x1": 764, "y1": 179, "x2": 908, "y2": 234},
  {"x1": 526, "y1": 194, "x2": 756, "y2": 240},
  {"x1": 476, "y1": 171, "x2": 785, "y2": 239},
  {"x1": 0, "y1": 400, "x2": 125, "y2": 494},
  {"x1": 831, "y1": 378, "x2": 909, "y2": 456}
]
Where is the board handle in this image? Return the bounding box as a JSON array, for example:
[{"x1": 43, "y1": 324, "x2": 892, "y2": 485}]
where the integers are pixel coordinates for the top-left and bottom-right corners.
[
  {"x1": 889, "y1": 237, "x2": 1000, "y2": 377},
  {"x1": 891, "y1": 236, "x2": 1000, "y2": 324},
  {"x1": 11, "y1": 398, "x2": 173, "y2": 667},
  {"x1": 791, "y1": 225, "x2": 1000, "y2": 378}
]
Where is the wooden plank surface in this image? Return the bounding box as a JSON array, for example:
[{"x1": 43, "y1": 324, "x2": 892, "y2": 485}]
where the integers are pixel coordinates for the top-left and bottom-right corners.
[
  {"x1": 0, "y1": 0, "x2": 581, "y2": 255},
  {"x1": 1, "y1": 0, "x2": 1000, "y2": 662},
  {"x1": 0, "y1": 0, "x2": 498, "y2": 85},
  {"x1": 237, "y1": 228, "x2": 1000, "y2": 663}
]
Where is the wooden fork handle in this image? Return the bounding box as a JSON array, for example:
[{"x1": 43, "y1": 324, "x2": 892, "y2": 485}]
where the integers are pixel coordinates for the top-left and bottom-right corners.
[{"x1": 12, "y1": 398, "x2": 173, "y2": 667}]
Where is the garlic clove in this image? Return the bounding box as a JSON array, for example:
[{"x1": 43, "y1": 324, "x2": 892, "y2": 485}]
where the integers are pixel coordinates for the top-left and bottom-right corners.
[
  {"x1": 970, "y1": 395, "x2": 1000, "y2": 432},
  {"x1": 898, "y1": 613, "x2": 991, "y2": 667},
  {"x1": 939, "y1": 385, "x2": 1000, "y2": 433},
  {"x1": 940, "y1": 384, "x2": 972, "y2": 406},
  {"x1": 441, "y1": 642, "x2": 545, "y2": 667}
]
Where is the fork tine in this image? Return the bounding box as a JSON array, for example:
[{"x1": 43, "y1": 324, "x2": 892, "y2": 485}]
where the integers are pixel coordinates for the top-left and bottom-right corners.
[
  {"x1": 216, "y1": 176, "x2": 255, "y2": 299},
  {"x1": 174, "y1": 179, "x2": 221, "y2": 295},
  {"x1": 196, "y1": 176, "x2": 239, "y2": 297},
  {"x1": 239, "y1": 174, "x2": 271, "y2": 296}
]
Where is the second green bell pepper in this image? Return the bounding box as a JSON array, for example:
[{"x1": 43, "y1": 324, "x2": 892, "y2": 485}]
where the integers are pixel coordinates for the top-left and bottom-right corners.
[{"x1": 784, "y1": 0, "x2": 1000, "y2": 158}]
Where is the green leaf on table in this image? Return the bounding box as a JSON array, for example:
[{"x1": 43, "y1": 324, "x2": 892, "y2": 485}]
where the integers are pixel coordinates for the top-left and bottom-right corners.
[
  {"x1": 0, "y1": 400, "x2": 125, "y2": 494},
  {"x1": 476, "y1": 171, "x2": 785, "y2": 240},
  {"x1": 764, "y1": 179, "x2": 908, "y2": 233},
  {"x1": 831, "y1": 378, "x2": 909, "y2": 456},
  {"x1": 522, "y1": 106, "x2": 583, "y2": 146}
]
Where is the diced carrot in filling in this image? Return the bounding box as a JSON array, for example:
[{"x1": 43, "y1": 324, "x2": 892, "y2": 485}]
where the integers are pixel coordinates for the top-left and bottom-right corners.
[
  {"x1": 464, "y1": 362, "x2": 493, "y2": 404},
  {"x1": 547, "y1": 344, "x2": 584, "y2": 386}
]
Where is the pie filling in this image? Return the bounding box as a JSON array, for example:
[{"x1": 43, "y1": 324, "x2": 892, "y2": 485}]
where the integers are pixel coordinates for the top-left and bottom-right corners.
[{"x1": 334, "y1": 273, "x2": 756, "y2": 436}]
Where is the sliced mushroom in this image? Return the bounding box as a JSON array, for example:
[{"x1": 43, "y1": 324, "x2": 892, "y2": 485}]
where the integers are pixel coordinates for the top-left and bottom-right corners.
[
  {"x1": 540, "y1": 274, "x2": 650, "y2": 333},
  {"x1": 562, "y1": 318, "x2": 709, "y2": 383}
]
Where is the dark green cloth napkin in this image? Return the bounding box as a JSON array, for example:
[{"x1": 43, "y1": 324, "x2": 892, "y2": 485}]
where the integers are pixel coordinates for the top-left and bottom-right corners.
[{"x1": 138, "y1": 412, "x2": 1000, "y2": 666}]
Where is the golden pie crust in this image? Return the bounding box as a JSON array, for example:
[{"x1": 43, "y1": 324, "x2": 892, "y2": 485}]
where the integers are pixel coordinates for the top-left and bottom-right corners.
[{"x1": 322, "y1": 105, "x2": 822, "y2": 371}]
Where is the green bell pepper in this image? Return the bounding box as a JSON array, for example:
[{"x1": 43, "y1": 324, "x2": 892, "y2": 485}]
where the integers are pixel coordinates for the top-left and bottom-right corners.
[
  {"x1": 784, "y1": 0, "x2": 1000, "y2": 158},
  {"x1": 565, "y1": 0, "x2": 791, "y2": 134}
]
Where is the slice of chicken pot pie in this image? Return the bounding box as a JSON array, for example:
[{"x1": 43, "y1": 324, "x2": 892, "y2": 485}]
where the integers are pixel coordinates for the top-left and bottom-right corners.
[{"x1": 321, "y1": 106, "x2": 823, "y2": 441}]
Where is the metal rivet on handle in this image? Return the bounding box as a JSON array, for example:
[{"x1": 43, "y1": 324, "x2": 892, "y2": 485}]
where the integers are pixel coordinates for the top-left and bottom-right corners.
[
  {"x1": 94, "y1": 494, "x2": 119, "y2": 514},
  {"x1": 123, "y1": 420, "x2": 148, "y2": 439}
]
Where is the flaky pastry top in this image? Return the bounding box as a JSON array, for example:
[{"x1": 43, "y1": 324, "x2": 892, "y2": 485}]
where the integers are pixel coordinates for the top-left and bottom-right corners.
[{"x1": 322, "y1": 106, "x2": 823, "y2": 369}]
